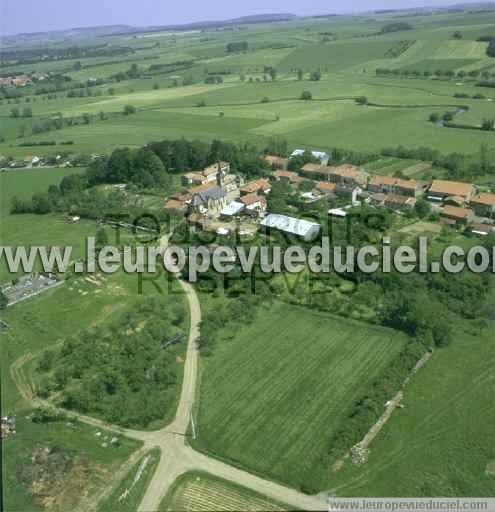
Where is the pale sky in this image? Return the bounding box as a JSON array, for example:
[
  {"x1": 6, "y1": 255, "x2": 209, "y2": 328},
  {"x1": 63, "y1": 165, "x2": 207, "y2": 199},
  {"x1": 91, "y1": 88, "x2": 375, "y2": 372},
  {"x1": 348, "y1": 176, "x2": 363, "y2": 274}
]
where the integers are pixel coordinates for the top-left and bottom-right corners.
[{"x1": 0, "y1": 0, "x2": 487, "y2": 36}]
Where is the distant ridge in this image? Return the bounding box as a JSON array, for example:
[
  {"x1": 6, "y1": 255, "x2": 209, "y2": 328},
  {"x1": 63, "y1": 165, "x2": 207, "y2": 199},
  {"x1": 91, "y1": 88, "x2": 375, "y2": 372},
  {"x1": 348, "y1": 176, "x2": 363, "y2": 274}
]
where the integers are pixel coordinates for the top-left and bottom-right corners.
[
  {"x1": 2, "y1": 14, "x2": 298, "y2": 43},
  {"x1": 3, "y1": 2, "x2": 495, "y2": 42}
]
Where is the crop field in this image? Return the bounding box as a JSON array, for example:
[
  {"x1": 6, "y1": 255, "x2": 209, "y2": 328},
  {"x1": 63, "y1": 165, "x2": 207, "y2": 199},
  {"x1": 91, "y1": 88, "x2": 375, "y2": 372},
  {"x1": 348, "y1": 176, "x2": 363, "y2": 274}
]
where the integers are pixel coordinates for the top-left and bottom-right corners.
[
  {"x1": 277, "y1": 41, "x2": 396, "y2": 73},
  {"x1": 194, "y1": 302, "x2": 407, "y2": 490},
  {"x1": 3, "y1": 9, "x2": 495, "y2": 161},
  {"x1": 161, "y1": 472, "x2": 290, "y2": 512}
]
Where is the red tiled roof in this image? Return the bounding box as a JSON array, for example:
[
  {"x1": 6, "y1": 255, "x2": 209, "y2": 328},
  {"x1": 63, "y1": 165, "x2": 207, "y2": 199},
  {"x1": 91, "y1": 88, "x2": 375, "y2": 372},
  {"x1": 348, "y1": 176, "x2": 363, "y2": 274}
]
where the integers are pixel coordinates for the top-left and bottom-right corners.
[
  {"x1": 316, "y1": 182, "x2": 337, "y2": 193},
  {"x1": 240, "y1": 194, "x2": 266, "y2": 206},
  {"x1": 241, "y1": 179, "x2": 271, "y2": 194},
  {"x1": 471, "y1": 193, "x2": 495, "y2": 207},
  {"x1": 430, "y1": 180, "x2": 474, "y2": 198},
  {"x1": 441, "y1": 205, "x2": 473, "y2": 220}
]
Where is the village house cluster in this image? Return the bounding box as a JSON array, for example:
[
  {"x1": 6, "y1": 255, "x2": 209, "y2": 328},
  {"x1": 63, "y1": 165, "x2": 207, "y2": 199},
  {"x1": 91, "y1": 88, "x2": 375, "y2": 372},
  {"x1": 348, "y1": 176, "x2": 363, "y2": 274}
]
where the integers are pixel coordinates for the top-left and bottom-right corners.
[
  {"x1": 0, "y1": 72, "x2": 49, "y2": 87},
  {"x1": 167, "y1": 149, "x2": 495, "y2": 240}
]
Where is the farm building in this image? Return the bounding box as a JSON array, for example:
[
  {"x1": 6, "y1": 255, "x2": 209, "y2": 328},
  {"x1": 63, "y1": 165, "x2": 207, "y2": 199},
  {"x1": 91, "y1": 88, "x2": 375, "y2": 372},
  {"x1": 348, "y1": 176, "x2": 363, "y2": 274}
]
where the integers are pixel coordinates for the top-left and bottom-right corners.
[
  {"x1": 368, "y1": 175, "x2": 397, "y2": 194},
  {"x1": 395, "y1": 179, "x2": 423, "y2": 197},
  {"x1": 261, "y1": 214, "x2": 321, "y2": 241},
  {"x1": 220, "y1": 201, "x2": 245, "y2": 218},
  {"x1": 336, "y1": 184, "x2": 363, "y2": 205},
  {"x1": 273, "y1": 170, "x2": 303, "y2": 185},
  {"x1": 240, "y1": 194, "x2": 267, "y2": 217},
  {"x1": 330, "y1": 165, "x2": 368, "y2": 188},
  {"x1": 240, "y1": 179, "x2": 271, "y2": 196},
  {"x1": 328, "y1": 208, "x2": 348, "y2": 218},
  {"x1": 300, "y1": 163, "x2": 334, "y2": 181},
  {"x1": 315, "y1": 182, "x2": 337, "y2": 195},
  {"x1": 468, "y1": 224, "x2": 494, "y2": 237},
  {"x1": 368, "y1": 176, "x2": 420, "y2": 197},
  {"x1": 290, "y1": 149, "x2": 330, "y2": 165},
  {"x1": 383, "y1": 194, "x2": 417, "y2": 210},
  {"x1": 441, "y1": 205, "x2": 474, "y2": 225},
  {"x1": 182, "y1": 161, "x2": 230, "y2": 187},
  {"x1": 164, "y1": 191, "x2": 191, "y2": 212},
  {"x1": 428, "y1": 180, "x2": 475, "y2": 204},
  {"x1": 470, "y1": 193, "x2": 495, "y2": 218},
  {"x1": 182, "y1": 172, "x2": 206, "y2": 187}
]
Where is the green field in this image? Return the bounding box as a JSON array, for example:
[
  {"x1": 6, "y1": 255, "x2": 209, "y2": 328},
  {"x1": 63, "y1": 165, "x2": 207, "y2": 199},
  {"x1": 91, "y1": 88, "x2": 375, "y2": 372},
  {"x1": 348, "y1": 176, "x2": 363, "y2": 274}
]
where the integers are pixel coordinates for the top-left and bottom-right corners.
[
  {"x1": 194, "y1": 301, "x2": 407, "y2": 491},
  {"x1": 3, "y1": 7, "x2": 495, "y2": 507},
  {"x1": 330, "y1": 320, "x2": 495, "y2": 497},
  {"x1": 0, "y1": 167, "x2": 85, "y2": 215}
]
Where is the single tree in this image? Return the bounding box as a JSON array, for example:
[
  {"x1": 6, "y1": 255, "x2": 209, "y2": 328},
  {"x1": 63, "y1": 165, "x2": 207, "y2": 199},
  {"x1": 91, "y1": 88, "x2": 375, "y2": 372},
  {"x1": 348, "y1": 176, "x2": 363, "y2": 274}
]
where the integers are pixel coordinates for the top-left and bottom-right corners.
[{"x1": 123, "y1": 105, "x2": 136, "y2": 115}]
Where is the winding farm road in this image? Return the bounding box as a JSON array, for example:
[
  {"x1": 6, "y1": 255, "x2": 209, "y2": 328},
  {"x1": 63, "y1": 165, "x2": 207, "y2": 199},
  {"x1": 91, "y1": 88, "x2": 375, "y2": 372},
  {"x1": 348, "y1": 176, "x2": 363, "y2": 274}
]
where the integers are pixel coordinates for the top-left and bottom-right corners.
[{"x1": 12, "y1": 235, "x2": 327, "y2": 511}]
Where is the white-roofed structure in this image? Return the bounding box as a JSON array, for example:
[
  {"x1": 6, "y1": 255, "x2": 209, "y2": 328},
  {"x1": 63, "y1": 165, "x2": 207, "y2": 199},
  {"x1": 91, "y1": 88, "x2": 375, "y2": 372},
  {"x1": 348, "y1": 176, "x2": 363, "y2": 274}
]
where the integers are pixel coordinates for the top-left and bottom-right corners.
[
  {"x1": 220, "y1": 201, "x2": 245, "y2": 218},
  {"x1": 290, "y1": 149, "x2": 330, "y2": 165},
  {"x1": 261, "y1": 214, "x2": 321, "y2": 241},
  {"x1": 328, "y1": 208, "x2": 348, "y2": 218}
]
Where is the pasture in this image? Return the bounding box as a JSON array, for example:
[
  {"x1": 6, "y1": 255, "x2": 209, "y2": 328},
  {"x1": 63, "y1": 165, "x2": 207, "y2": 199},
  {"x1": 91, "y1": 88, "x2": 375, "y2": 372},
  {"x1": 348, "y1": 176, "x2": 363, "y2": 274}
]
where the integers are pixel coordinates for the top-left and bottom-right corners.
[
  {"x1": 3, "y1": 412, "x2": 141, "y2": 512},
  {"x1": 330, "y1": 318, "x2": 495, "y2": 497},
  {"x1": 161, "y1": 472, "x2": 291, "y2": 512},
  {"x1": 0, "y1": 167, "x2": 85, "y2": 215},
  {"x1": 0, "y1": 167, "x2": 92, "y2": 280},
  {"x1": 194, "y1": 301, "x2": 407, "y2": 491}
]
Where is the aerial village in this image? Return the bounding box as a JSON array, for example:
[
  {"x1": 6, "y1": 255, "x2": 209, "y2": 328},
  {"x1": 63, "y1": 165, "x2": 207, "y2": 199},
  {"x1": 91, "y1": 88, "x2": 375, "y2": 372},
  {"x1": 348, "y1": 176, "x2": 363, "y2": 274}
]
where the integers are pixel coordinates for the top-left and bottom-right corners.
[{"x1": 164, "y1": 149, "x2": 495, "y2": 241}]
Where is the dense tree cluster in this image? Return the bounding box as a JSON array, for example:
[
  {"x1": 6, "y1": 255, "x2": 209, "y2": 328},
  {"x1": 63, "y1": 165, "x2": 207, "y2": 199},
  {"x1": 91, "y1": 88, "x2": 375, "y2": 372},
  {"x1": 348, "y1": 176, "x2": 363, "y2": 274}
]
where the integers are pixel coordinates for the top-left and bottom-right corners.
[
  {"x1": 87, "y1": 147, "x2": 168, "y2": 187},
  {"x1": 147, "y1": 138, "x2": 267, "y2": 178},
  {"x1": 381, "y1": 145, "x2": 494, "y2": 179},
  {"x1": 380, "y1": 22, "x2": 413, "y2": 34},
  {"x1": 376, "y1": 67, "x2": 493, "y2": 79},
  {"x1": 37, "y1": 297, "x2": 187, "y2": 428},
  {"x1": 226, "y1": 41, "x2": 248, "y2": 53}
]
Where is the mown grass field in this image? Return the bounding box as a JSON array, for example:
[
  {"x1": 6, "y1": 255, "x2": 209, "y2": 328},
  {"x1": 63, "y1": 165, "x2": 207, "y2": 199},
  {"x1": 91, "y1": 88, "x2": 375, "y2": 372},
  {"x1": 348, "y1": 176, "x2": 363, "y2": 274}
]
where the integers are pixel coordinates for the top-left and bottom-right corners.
[
  {"x1": 194, "y1": 301, "x2": 407, "y2": 491},
  {"x1": 160, "y1": 471, "x2": 291, "y2": 512}
]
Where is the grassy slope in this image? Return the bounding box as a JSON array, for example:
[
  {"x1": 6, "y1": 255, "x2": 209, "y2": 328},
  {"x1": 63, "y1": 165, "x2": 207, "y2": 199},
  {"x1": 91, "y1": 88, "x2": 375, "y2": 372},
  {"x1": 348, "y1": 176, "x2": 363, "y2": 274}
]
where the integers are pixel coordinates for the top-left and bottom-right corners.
[{"x1": 194, "y1": 301, "x2": 407, "y2": 490}]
